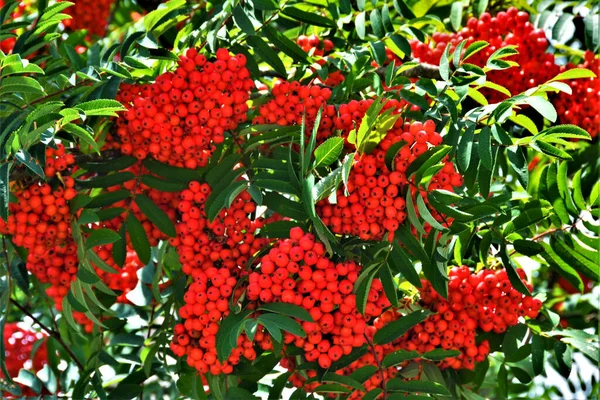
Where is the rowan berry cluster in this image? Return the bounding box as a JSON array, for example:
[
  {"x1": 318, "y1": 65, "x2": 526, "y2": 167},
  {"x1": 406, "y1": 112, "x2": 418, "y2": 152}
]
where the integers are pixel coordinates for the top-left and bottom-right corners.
[
  {"x1": 44, "y1": 143, "x2": 76, "y2": 178},
  {"x1": 62, "y1": 0, "x2": 116, "y2": 37},
  {"x1": 1, "y1": 323, "x2": 48, "y2": 397},
  {"x1": 114, "y1": 48, "x2": 253, "y2": 168},
  {"x1": 317, "y1": 119, "x2": 461, "y2": 241},
  {"x1": 410, "y1": 8, "x2": 558, "y2": 102},
  {"x1": 170, "y1": 181, "x2": 273, "y2": 375},
  {"x1": 296, "y1": 34, "x2": 334, "y2": 57},
  {"x1": 553, "y1": 51, "x2": 600, "y2": 139},
  {"x1": 396, "y1": 266, "x2": 542, "y2": 370},
  {"x1": 248, "y1": 227, "x2": 391, "y2": 369},
  {"x1": 252, "y1": 80, "x2": 337, "y2": 143},
  {"x1": 0, "y1": 179, "x2": 77, "y2": 303}
]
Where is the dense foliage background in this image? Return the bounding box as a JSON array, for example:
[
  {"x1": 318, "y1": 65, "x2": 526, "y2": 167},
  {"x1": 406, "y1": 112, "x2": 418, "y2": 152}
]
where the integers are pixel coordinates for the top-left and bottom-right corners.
[{"x1": 0, "y1": 0, "x2": 598, "y2": 399}]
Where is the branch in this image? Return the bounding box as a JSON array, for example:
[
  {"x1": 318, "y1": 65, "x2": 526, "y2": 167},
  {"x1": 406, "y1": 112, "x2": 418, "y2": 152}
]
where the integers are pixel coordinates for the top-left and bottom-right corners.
[{"x1": 9, "y1": 298, "x2": 85, "y2": 370}]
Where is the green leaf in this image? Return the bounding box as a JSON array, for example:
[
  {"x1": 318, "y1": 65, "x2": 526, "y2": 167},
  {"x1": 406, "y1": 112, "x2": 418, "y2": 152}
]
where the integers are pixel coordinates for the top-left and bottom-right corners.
[
  {"x1": 258, "y1": 313, "x2": 305, "y2": 337},
  {"x1": 355, "y1": 263, "x2": 381, "y2": 314},
  {"x1": 472, "y1": 0, "x2": 488, "y2": 18},
  {"x1": 450, "y1": 2, "x2": 463, "y2": 31},
  {"x1": 263, "y1": 26, "x2": 308, "y2": 64},
  {"x1": 14, "y1": 149, "x2": 44, "y2": 178},
  {"x1": 532, "y1": 140, "x2": 572, "y2": 161},
  {"x1": 507, "y1": 146, "x2": 528, "y2": 189},
  {"x1": 258, "y1": 303, "x2": 313, "y2": 322},
  {"x1": 385, "y1": 140, "x2": 408, "y2": 171},
  {"x1": 355, "y1": 12, "x2": 366, "y2": 40},
  {"x1": 503, "y1": 207, "x2": 549, "y2": 235},
  {"x1": 389, "y1": 244, "x2": 421, "y2": 288},
  {"x1": 421, "y1": 349, "x2": 461, "y2": 361},
  {"x1": 584, "y1": 13, "x2": 600, "y2": 53},
  {"x1": 379, "y1": 265, "x2": 399, "y2": 307},
  {"x1": 537, "y1": 124, "x2": 591, "y2": 141},
  {"x1": 552, "y1": 238, "x2": 600, "y2": 281},
  {"x1": 512, "y1": 239, "x2": 543, "y2": 256},
  {"x1": 370, "y1": 9, "x2": 384, "y2": 38},
  {"x1": 313, "y1": 137, "x2": 344, "y2": 169},
  {"x1": 386, "y1": 379, "x2": 451, "y2": 396},
  {"x1": 140, "y1": 175, "x2": 188, "y2": 192},
  {"x1": 554, "y1": 341, "x2": 572, "y2": 377},
  {"x1": 531, "y1": 334, "x2": 545, "y2": 375},
  {"x1": 232, "y1": 5, "x2": 255, "y2": 35},
  {"x1": 439, "y1": 43, "x2": 452, "y2": 81},
  {"x1": 134, "y1": 194, "x2": 176, "y2": 238},
  {"x1": 86, "y1": 190, "x2": 131, "y2": 209},
  {"x1": 216, "y1": 310, "x2": 252, "y2": 362},
  {"x1": 387, "y1": 34, "x2": 411, "y2": 58},
  {"x1": 15, "y1": 370, "x2": 42, "y2": 394},
  {"x1": 522, "y1": 96, "x2": 557, "y2": 122},
  {"x1": 77, "y1": 171, "x2": 136, "y2": 189},
  {"x1": 539, "y1": 242, "x2": 583, "y2": 293},
  {"x1": 76, "y1": 99, "x2": 125, "y2": 117},
  {"x1": 499, "y1": 242, "x2": 531, "y2": 296},
  {"x1": 382, "y1": 350, "x2": 420, "y2": 368},
  {"x1": 572, "y1": 170, "x2": 586, "y2": 210},
  {"x1": 281, "y1": 6, "x2": 336, "y2": 27},
  {"x1": 463, "y1": 40, "x2": 489, "y2": 63},
  {"x1": 551, "y1": 67, "x2": 596, "y2": 82},
  {"x1": 61, "y1": 123, "x2": 100, "y2": 153},
  {"x1": 246, "y1": 35, "x2": 287, "y2": 77},
  {"x1": 374, "y1": 309, "x2": 431, "y2": 345},
  {"x1": 126, "y1": 214, "x2": 151, "y2": 265},
  {"x1": 85, "y1": 228, "x2": 121, "y2": 250},
  {"x1": 457, "y1": 125, "x2": 475, "y2": 172}
]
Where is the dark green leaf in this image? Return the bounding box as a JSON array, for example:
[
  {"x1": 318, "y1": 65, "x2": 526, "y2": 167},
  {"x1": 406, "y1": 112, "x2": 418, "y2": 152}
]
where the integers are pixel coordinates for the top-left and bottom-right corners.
[
  {"x1": 374, "y1": 309, "x2": 431, "y2": 345},
  {"x1": 134, "y1": 194, "x2": 176, "y2": 238},
  {"x1": 258, "y1": 303, "x2": 313, "y2": 322},
  {"x1": 126, "y1": 214, "x2": 151, "y2": 264}
]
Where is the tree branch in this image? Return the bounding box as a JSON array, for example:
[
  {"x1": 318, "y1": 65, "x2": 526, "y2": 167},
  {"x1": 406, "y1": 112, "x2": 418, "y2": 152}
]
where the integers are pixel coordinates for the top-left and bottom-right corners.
[{"x1": 9, "y1": 297, "x2": 85, "y2": 370}]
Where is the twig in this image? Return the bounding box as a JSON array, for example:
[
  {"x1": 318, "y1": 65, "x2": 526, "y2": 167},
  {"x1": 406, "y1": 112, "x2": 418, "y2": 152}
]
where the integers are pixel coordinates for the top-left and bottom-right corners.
[
  {"x1": 9, "y1": 297, "x2": 85, "y2": 370},
  {"x1": 364, "y1": 334, "x2": 387, "y2": 397}
]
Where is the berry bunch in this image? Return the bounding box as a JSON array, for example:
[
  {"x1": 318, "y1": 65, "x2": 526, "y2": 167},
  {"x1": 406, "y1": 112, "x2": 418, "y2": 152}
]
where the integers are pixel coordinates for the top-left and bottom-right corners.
[
  {"x1": 0, "y1": 179, "x2": 78, "y2": 304},
  {"x1": 62, "y1": 0, "x2": 116, "y2": 37},
  {"x1": 317, "y1": 119, "x2": 461, "y2": 241},
  {"x1": 389, "y1": 266, "x2": 542, "y2": 370},
  {"x1": 252, "y1": 80, "x2": 337, "y2": 143},
  {"x1": 44, "y1": 143, "x2": 76, "y2": 178},
  {"x1": 114, "y1": 48, "x2": 253, "y2": 168},
  {"x1": 553, "y1": 51, "x2": 600, "y2": 139},
  {"x1": 1, "y1": 323, "x2": 48, "y2": 397},
  {"x1": 170, "y1": 181, "x2": 273, "y2": 375},
  {"x1": 247, "y1": 227, "x2": 391, "y2": 369},
  {"x1": 296, "y1": 34, "x2": 334, "y2": 56},
  {"x1": 410, "y1": 8, "x2": 558, "y2": 102}
]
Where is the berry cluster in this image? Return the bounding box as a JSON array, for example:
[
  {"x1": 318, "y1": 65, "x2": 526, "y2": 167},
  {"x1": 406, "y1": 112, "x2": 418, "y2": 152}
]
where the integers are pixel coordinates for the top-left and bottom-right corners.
[
  {"x1": 247, "y1": 227, "x2": 391, "y2": 369},
  {"x1": 1, "y1": 323, "x2": 48, "y2": 397},
  {"x1": 44, "y1": 143, "x2": 76, "y2": 178},
  {"x1": 317, "y1": 119, "x2": 461, "y2": 241},
  {"x1": 0, "y1": 179, "x2": 78, "y2": 304},
  {"x1": 252, "y1": 80, "x2": 337, "y2": 143},
  {"x1": 62, "y1": 0, "x2": 116, "y2": 37},
  {"x1": 296, "y1": 35, "x2": 334, "y2": 56},
  {"x1": 170, "y1": 181, "x2": 273, "y2": 375},
  {"x1": 285, "y1": 266, "x2": 541, "y2": 398},
  {"x1": 410, "y1": 8, "x2": 558, "y2": 102},
  {"x1": 553, "y1": 51, "x2": 600, "y2": 139},
  {"x1": 114, "y1": 48, "x2": 253, "y2": 168}
]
